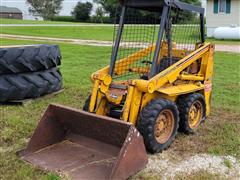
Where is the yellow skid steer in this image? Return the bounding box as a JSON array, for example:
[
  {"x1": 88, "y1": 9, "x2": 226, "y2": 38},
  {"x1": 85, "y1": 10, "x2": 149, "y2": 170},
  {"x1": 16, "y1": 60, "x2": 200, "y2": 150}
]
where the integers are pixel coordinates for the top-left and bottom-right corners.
[{"x1": 19, "y1": 0, "x2": 214, "y2": 179}]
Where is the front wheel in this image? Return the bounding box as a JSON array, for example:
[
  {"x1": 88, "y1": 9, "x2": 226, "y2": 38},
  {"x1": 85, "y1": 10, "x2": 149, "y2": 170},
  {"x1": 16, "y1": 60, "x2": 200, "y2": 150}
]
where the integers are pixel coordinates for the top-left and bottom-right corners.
[{"x1": 137, "y1": 99, "x2": 179, "y2": 154}]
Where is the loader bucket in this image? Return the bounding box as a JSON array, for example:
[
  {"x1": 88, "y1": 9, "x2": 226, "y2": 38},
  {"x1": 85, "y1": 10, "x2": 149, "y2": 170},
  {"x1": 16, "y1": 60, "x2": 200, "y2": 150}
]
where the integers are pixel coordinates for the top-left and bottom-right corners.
[{"x1": 18, "y1": 104, "x2": 148, "y2": 180}]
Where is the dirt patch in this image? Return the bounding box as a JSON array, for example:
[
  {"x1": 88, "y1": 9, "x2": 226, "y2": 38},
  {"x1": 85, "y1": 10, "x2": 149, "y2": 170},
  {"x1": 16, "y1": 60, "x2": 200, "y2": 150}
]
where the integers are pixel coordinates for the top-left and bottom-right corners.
[
  {"x1": 1, "y1": 34, "x2": 239, "y2": 53},
  {"x1": 215, "y1": 44, "x2": 240, "y2": 53}
]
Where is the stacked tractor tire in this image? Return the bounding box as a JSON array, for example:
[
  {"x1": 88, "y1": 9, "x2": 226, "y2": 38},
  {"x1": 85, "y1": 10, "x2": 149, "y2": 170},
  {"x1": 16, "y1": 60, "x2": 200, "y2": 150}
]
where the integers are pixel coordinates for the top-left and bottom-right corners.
[{"x1": 0, "y1": 45, "x2": 63, "y2": 102}]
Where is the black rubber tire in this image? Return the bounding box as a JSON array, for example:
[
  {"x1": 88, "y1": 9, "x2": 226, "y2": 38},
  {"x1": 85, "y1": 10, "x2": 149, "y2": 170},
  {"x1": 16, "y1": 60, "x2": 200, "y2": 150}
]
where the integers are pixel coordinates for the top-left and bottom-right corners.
[
  {"x1": 0, "y1": 68, "x2": 62, "y2": 102},
  {"x1": 137, "y1": 98, "x2": 179, "y2": 154},
  {"x1": 83, "y1": 95, "x2": 91, "y2": 111},
  {"x1": 177, "y1": 93, "x2": 206, "y2": 134},
  {"x1": 0, "y1": 44, "x2": 61, "y2": 75}
]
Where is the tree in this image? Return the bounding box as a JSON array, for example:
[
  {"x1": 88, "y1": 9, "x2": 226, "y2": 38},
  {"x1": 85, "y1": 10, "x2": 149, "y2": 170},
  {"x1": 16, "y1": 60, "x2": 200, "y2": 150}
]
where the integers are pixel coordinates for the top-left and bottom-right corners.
[
  {"x1": 95, "y1": 7, "x2": 105, "y2": 23},
  {"x1": 72, "y1": 2, "x2": 93, "y2": 22},
  {"x1": 27, "y1": 0, "x2": 63, "y2": 20},
  {"x1": 94, "y1": 0, "x2": 117, "y2": 20},
  {"x1": 94, "y1": 0, "x2": 201, "y2": 23}
]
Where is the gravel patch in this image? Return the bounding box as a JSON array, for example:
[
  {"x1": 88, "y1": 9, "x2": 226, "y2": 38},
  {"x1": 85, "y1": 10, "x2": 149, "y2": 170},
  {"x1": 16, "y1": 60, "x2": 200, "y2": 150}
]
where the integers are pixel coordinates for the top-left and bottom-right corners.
[{"x1": 136, "y1": 153, "x2": 240, "y2": 179}]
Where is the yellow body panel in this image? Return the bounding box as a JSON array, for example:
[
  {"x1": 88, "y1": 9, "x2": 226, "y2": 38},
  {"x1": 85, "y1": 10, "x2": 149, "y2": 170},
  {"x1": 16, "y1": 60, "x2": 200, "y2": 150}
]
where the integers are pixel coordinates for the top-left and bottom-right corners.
[
  {"x1": 157, "y1": 84, "x2": 205, "y2": 96},
  {"x1": 129, "y1": 88, "x2": 142, "y2": 125},
  {"x1": 122, "y1": 86, "x2": 134, "y2": 121},
  {"x1": 89, "y1": 80, "x2": 100, "y2": 112},
  {"x1": 95, "y1": 94, "x2": 108, "y2": 115}
]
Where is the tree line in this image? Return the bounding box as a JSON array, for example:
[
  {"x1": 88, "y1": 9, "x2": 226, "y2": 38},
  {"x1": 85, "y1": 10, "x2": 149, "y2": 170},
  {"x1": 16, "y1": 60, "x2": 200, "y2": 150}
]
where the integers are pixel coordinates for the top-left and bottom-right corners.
[{"x1": 27, "y1": 0, "x2": 201, "y2": 23}]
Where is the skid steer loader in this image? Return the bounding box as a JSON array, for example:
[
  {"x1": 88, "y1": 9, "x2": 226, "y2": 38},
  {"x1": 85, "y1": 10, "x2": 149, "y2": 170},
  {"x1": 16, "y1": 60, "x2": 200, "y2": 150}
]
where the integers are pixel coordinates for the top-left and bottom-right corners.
[{"x1": 19, "y1": 0, "x2": 214, "y2": 179}]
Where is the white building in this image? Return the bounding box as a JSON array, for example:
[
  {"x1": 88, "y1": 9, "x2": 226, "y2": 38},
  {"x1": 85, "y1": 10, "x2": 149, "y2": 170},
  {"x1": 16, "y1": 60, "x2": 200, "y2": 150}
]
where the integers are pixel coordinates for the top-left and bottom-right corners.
[{"x1": 206, "y1": 0, "x2": 240, "y2": 37}]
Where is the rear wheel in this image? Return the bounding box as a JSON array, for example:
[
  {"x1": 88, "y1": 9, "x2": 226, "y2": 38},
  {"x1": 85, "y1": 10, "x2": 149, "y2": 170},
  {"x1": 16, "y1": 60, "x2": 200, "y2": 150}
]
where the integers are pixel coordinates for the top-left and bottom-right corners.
[
  {"x1": 177, "y1": 93, "x2": 206, "y2": 134},
  {"x1": 137, "y1": 99, "x2": 179, "y2": 153}
]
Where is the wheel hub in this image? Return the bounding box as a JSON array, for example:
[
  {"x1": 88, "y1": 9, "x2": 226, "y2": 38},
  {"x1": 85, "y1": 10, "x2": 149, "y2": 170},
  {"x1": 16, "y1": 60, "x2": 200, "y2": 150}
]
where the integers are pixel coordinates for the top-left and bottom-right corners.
[
  {"x1": 188, "y1": 101, "x2": 203, "y2": 129},
  {"x1": 154, "y1": 110, "x2": 174, "y2": 144}
]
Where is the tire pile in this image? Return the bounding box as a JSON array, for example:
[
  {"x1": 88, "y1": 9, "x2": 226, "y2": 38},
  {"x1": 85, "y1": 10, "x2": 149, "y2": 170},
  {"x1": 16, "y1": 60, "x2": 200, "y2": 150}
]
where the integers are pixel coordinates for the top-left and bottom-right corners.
[{"x1": 0, "y1": 44, "x2": 63, "y2": 102}]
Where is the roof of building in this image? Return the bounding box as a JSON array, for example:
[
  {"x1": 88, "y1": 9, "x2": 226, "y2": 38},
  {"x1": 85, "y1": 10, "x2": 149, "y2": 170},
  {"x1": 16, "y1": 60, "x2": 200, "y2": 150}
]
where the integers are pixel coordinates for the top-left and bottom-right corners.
[{"x1": 0, "y1": 6, "x2": 22, "y2": 14}]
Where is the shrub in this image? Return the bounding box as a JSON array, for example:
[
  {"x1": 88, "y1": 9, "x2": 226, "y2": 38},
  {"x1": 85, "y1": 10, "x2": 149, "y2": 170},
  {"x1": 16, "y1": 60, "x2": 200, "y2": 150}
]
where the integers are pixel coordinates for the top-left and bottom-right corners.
[
  {"x1": 90, "y1": 16, "x2": 112, "y2": 23},
  {"x1": 50, "y1": 16, "x2": 76, "y2": 22}
]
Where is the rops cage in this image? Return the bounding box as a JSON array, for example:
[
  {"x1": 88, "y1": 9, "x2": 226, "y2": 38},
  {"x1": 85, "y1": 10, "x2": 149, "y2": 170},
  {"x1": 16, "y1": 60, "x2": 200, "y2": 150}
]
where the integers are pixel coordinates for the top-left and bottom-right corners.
[{"x1": 110, "y1": 0, "x2": 205, "y2": 81}]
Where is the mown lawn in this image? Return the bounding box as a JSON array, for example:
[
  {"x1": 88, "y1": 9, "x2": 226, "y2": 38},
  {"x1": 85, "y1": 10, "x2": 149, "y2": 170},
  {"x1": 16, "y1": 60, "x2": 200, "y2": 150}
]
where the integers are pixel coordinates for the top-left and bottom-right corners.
[
  {"x1": 0, "y1": 26, "x2": 115, "y2": 41},
  {"x1": 0, "y1": 18, "x2": 83, "y2": 24},
  {"x1": 0, "y1": 38, "x2": 239, "y2": 180},
  {"x1": 1, "y1": 24, "x2": 239, "y2": 45}
]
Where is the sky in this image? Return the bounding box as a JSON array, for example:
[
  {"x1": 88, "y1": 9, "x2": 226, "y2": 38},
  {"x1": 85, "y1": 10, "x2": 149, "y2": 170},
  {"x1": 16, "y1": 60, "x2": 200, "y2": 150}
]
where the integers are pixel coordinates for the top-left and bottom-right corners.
[
  {"x1": 0, "y1": 0, "x2": 207, "y2": 19},
  {"x1": 0, "y1": 0, "x2": 92, "y2": 19}
]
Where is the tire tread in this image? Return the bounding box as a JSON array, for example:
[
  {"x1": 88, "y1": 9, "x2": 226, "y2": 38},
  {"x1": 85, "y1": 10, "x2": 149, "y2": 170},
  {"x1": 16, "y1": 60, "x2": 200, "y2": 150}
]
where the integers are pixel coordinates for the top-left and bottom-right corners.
[
  {"x1": 137, "y1": 98, "x2": 179, "y2": 153},
  {"x1": 177, "y1": 93, "x2": 206, "y2": 134},
  {"x1": 0, "y1": 45, "x2": 61, "y2": 74},
  {"x1": 0, "y1": 68, "x2": 62, "y2": 102}
]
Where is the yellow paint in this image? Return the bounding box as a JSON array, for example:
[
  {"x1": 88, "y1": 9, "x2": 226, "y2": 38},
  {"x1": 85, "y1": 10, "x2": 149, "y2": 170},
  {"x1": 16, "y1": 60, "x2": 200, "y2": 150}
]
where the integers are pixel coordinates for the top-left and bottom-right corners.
[
  {"x1": 89, "y1": 79, "x2": 100, "y2": 112},
  {"x1": 121, "y1": 86, "x2": 134, "y2": 121},
  {"x1": 179, "y1": 74, "x2": 204, "y2": 81},
  {"x1": 140, "y1": 92, "x2": 176, "y2": 111},
  {"x1": 86, "y1": 42, "x2": 214, "y2": 127},
  {"x1": 96, "y1": 97, "x2": 108, "y2": 116},
  {"x1": 129, "y1": 88, "x2": 142, "y2": 125},
  {"x1": 103, "y1": 74, "x2": 112, "y2": 86},
  {"x1": 91, "y1": 45, "x2": 155, "y2": 79},
  {"x1": 157, "y1": 84, "x2": 205, "y2": 96},
  {"x1": 132, "y1": 79, "x2": 149, "y2": 92},
  {"x1": 148, "y1": 43, "x2": 211, "y2": 92},
  {"x1": 100, "y1": 83, "x2": 109, "y2": 94},
  {"x1": 204, "y1": 45, "x2": 215, "y2": 116},
  {"x1": 114, "y1": 45, "x2": 155, "y2": 75},
  {"x1": 129, "y1": 67, "x2": 150, "y2": 74}
]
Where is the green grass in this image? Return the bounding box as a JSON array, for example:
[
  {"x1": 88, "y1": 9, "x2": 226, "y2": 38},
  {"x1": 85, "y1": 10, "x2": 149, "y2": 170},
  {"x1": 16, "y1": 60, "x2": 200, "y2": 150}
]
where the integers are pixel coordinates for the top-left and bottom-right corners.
[
  {"x1": 212, "y1": 52, "x2": 240, "y2": 111},
  {"x1": 0, "y1": 18, "x2": 239, "y2": 44},
  {"x1": 0, "y1": 26, "x2": 115, "y2": 41},
  {"x1": 135, "y1": 169, "x2": 223, "y2": 180},
  {"x1": 207, "y1": 38, "x2": 240, "y2": 45},
  {"x1": 205, "y1": 118, "x2": 240, "y2": 158},
  {"x1": 0, "y1": 18, "x2": 82, "y2": 24},
  {"x1": 0, "y1": 39, "x2": 111, "y2": 180},
  {"x1": 175, "y1": 170, "x2": 223, "y2": 180},
  {"x1": 0, "y1": 38, "x2": 239, "y2": 179},
  {"x1": 1, "y1": 25, "x2": 239, "y2": 45},
  {"x1": 223, "y1": 159, "x2": 233, "y2": 169}
]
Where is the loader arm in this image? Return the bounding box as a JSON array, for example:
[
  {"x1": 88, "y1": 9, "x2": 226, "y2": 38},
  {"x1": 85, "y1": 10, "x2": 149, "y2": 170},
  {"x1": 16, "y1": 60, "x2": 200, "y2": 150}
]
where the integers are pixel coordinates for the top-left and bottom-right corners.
[
  {"x1": 91, "y1": 45, "x2": 155, "y2": 80},
  {"x1": 133, "y1": 43, "x2": 213, "y2": 93},
  {"x1": 91, "y1": 43, "x2": 190, "y2": 81}
]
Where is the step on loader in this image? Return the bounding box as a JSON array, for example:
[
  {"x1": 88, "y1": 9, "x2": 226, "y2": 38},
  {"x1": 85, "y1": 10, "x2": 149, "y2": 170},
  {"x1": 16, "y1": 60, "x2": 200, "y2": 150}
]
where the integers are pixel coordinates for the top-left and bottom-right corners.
[{"x1": 19, "y1": 0, "x2": 214, "y2": 179}]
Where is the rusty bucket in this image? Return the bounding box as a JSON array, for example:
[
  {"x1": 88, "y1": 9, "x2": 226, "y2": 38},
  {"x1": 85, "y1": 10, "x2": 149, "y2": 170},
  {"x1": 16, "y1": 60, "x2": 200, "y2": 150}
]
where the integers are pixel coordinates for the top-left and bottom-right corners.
[{"x1": 18, "y1": 104, "x2": 148, "y2": 180}]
